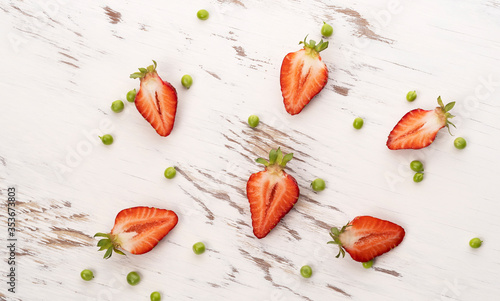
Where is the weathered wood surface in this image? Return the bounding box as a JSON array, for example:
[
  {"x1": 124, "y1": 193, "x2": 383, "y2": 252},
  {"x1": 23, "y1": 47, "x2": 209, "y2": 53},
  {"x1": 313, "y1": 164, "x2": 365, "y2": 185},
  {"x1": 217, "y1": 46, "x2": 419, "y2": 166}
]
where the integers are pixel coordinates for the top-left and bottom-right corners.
[{"x1": 1, "y1": 0, "x2": 500, "y2": 300}]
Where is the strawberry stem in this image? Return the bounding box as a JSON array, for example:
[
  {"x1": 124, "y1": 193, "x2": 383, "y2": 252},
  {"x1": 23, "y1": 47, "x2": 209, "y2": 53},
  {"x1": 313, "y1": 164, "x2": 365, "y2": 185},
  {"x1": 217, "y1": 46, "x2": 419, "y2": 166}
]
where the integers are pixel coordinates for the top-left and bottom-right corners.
[
  {"x1": 269, "y1": 149, "x2": 278, "y2": 164},
  {"x1": 436, "y1": 96, "x2": 456, "y2": 135},
  {"x1": 300, "y1": 35, "x2": 329, "y2": 55},
  {"x1": 255, "y1": 158, "x2": 269, "y2": 166},
  {"x1": 327, "y1": 223, "x2": 351, "y2": 259},
  {"x1": 130, "y1": 60, "x2": 158, "y2": 79},
  {"x1": 94, "y1": 232, "x2": 126, "y2": 259},
  {"x1": 255, "y1": 147, "x2": 294, "y2": 169},
  {"x1": 281, "y1": 153, "x2": 293, "y2": 167}
]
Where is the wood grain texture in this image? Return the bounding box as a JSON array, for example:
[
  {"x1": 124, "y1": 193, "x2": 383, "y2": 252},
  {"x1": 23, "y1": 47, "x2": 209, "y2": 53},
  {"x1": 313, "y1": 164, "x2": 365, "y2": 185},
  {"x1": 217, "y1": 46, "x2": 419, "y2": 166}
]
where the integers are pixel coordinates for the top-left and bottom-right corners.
[{"x1": 1, "y1": 0, "x2": 500, "y2": 300}]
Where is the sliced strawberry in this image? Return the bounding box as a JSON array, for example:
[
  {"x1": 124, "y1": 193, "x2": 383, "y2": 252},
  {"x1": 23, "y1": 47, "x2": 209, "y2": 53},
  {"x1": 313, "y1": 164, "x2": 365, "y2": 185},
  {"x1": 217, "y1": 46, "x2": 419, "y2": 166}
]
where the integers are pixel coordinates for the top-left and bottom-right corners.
[
  {"x1": 246, "y1": 148, "x2": 300, "y2": 238},
  {"x1": 328, "y1": 216, "x2": 405, "y2": 262},
  {"x1": 387, "y1": 97, "x2": 456, "y2": 150},
  {"x1": 95, "y1": 206, "x2": 178, "y2": 258},
  {"x1": 130, "y1": 60, "x2": 177, "y2": 137},
  {"x1": 280, "y1": 36, "x2": 329, "y2": 115}
]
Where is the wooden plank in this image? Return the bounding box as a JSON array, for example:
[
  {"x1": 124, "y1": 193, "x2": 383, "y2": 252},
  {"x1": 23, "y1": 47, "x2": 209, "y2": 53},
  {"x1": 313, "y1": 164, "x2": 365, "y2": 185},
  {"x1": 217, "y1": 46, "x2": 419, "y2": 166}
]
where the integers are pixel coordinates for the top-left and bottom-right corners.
[{"x1": 1, "y1": 0, "x2": 499, "y2": 300}]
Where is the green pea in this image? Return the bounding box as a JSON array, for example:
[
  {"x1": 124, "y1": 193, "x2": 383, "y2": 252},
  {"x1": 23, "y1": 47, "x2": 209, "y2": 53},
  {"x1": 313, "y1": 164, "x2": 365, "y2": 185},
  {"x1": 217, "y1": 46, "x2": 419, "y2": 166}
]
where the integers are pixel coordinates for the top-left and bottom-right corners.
[
  {"x1": 469, "y1": 238, "x2": 482, "y2": 248},
  {"x1": 126, "y1": 89, "x2": 136, "y2": 102},
  {"x1": 300, "y1": 265, "x2": 312, "y2": 278},
  {"x1": 181, "y1": 74, "x2": 193, "y2": 89},
  {"x1": 248, "y1": 115, "x2": 260, "y2": 128},
  {"x1": 454, "y1": 137, "x2": 467, "y2": 149},
  {"x1": 197, "y1": 9, "x2": 209, "y2": 20},
  {"x1": 321, "y1": 22, "x2": 333, "y2": 37},
  {"x1": 150, "y1": 291, "x2": 161, "y2": 301},
  {"x1": 406, "y1": 91, "x2": 417, "y2": 102},
  {"x1": 311, "y1": 178, "x2": 325, "y2": 192},
  {"x1": 353, "y1": 117, "x2": 364, "y2": 129},
  {"x1": 410, "y1": 160, "x2": 424, "y2": 172},
  {"x1": 111, "y1": 100, "x2": 125, "y2": 113},
  {"x1": 362, "y1": 260, "x2": 373, "y2": 269},
  {"x1": 164, "y1": 167, "x2": 176, "y2": 179},
  {"x1": 99, "y1": 134, "x2": 114, "y2": 145},
  {"x1": 127, "y1": 271, "x2": 141, "y2": 286},
  {"x1": 413, "y1": 172, "x2": 424, "y2": 183},
  {"x1": 80, "y1": 269, "x2": 94, "y2": 281},
  {"x1": 193, "y1": 242, "x2": 206, "y2": 255}
]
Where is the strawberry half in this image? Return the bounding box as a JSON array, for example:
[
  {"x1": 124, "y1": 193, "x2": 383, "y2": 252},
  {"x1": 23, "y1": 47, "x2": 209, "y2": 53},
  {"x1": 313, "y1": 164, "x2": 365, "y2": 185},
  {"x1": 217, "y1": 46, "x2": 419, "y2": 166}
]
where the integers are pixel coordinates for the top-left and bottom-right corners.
[
  {"x1": 95, "y1": 206, "x2": 178, "y2": 259},
  {"x1": 387, "y1": 96, "x2": 456, "y2": 150},
  {"x1": 246, "y1": 148, "x2": 300, "y2": 238},
  {"x1": 280, "y1": 36, "x2": 329, "y2": 115},
  {"x1": 328, "y1": 216, "x2": 405, "y2": 262},
  {"x1": 130, "y1": 60, "x2": 178, "y2": 137}
]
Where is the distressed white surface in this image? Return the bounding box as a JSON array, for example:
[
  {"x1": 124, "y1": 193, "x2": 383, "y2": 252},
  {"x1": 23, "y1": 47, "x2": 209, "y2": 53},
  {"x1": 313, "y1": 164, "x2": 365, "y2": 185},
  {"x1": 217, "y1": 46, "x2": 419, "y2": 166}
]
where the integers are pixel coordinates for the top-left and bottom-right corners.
[{"x1": 1, "y1": 0, "x2": 500, "y2": 300}]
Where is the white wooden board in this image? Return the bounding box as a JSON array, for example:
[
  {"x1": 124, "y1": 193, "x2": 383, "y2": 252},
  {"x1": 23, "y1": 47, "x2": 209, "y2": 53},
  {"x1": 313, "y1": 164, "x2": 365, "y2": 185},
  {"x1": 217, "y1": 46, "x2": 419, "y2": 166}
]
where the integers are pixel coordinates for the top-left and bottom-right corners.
[{"x1": 1, "y1": 0, "x2": 500, "y2": 300}]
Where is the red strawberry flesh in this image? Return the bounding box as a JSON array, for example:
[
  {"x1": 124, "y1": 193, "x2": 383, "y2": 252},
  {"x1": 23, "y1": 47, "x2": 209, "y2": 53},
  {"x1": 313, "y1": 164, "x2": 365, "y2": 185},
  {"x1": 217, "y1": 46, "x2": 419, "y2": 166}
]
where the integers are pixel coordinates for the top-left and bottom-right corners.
[
  {"x1": 95, "y1": 206, "x2": 178, "y2": 258},
  {"x1": 387, "y1": 108, "x2": 445, "y2": 150},
  {"x1": 329, "y1": 216, "x2": 405, "y2": 262},
  {"x1": 280, "y1": 37, "x2": 328, "y2": 115},
  {"x1": 247, "y1": 167, "x2": 299, "y2": 238},
  {"x1": 131, "y1": 61, "x2": 178, "y2": 137},
  {"x1": 340, "y1": 216, "x2": 405, "y2": 262},
  {"x1": 111, "y1": 206, "x2": 178, "y2": 255},
  {"x1": 246, "y1": 148, "x2": 300, "y2": 238},
  {"x1": 387, "y1": 97, "x2": 455, "y2": 150}
]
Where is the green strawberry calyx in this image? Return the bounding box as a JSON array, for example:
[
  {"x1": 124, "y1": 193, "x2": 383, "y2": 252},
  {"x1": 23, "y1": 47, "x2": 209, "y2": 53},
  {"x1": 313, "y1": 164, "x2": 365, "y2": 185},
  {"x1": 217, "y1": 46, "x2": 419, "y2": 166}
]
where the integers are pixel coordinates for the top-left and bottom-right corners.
[
  {"x1": 327, "y1": 223, "x2": 352, "y2": 259},
  {"x1": 94, "y1": 232, "x2": 126, "y2": 259},
  {"x1": 130, "y1": 60, "x2": 157, "y2": 79}
]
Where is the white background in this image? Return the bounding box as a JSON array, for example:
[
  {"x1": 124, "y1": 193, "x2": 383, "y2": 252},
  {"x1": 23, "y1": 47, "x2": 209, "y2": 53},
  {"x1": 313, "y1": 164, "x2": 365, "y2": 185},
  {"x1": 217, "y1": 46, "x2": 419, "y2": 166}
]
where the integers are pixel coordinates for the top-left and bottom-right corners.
[{"x1": 1, "y1": 0, "x2": 500, "y2": 300}]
